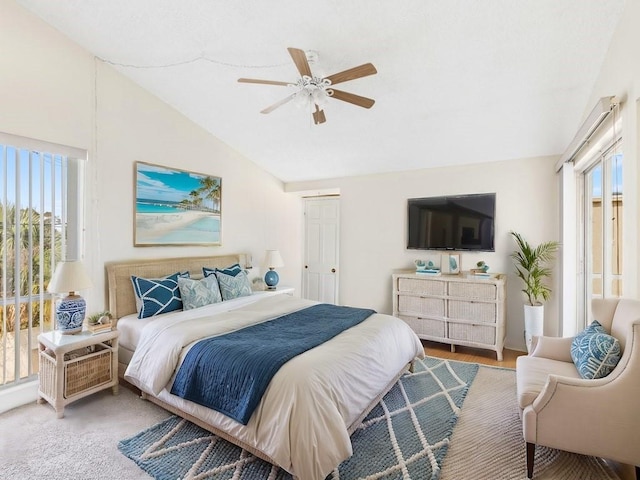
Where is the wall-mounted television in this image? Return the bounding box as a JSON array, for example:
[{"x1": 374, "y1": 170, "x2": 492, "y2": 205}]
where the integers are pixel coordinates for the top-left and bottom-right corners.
[{"x1": 407, "y1": 193, "x2": 496, "y2": 251}]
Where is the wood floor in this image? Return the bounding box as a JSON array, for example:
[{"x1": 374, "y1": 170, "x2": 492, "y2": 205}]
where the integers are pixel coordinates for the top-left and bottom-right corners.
[{"x1": 422, "y1": 340, "x2": 525, "y2": 368}]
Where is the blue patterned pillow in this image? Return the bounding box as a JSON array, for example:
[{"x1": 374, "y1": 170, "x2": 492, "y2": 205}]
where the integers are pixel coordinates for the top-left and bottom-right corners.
[
  {"x1": 203, "y1": 263, "x2": 242, "y2": 278},
  {"x1": 131, "y1": 272, "x2": 187, "y2": 319},
  {"x1": 215, "y1": 271, "x2": 252, "y2": 301},
  {"x1": 177, "y1": 275, "x2": 222, "y2": 310},
  {"x1": 570, "y1": 320, "x2": 621, "y2": 379}
]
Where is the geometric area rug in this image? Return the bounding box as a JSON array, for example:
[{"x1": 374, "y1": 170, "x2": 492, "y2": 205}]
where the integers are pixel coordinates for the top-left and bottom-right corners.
[{"x1": 118, "y1": 357, "x2": 479, "y2": 480}]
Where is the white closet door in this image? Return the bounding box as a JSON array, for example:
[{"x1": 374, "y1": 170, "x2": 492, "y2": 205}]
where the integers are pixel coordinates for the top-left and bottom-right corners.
[{"x1": 303, "y1": 197, "x2": 339, "y2": 304}]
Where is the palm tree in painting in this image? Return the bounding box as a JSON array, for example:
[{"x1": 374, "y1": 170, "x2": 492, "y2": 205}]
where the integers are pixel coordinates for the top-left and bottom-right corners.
[{"x1": 196, "y1": 176, "x2": 221, "y2": 213}]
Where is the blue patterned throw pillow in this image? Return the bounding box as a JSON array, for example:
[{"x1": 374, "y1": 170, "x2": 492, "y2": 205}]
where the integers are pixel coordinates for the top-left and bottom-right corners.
[
  {"x1": 131, "y1": 272, "x2": 187, "y2": 319},
  {"x1": 570, "y1": 320, "x2": 621, "y2": 379},
  {"x1": 203, "y1": 263, "x2": 242, "y2": 278},
  {"x1": 215, "y1": 271, "x2": 252, "y2": 301},
  {"x1": 177, "y1": 275, "x2": 222, "y2": 310}
]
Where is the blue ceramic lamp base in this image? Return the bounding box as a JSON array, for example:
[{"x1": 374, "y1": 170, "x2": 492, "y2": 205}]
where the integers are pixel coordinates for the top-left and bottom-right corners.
[
  {"x1": 264, "y1": 269, "x2": 279, "y2": 290},
  {"x1": 56, "y1": 294, "x2": 86, "y2": 334}
]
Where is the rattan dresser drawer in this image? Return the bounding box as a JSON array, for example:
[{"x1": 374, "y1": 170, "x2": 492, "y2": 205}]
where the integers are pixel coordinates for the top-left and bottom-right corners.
[
  {"x1": 448, "y1": 322, "x2": 496, "y2": 346},
  {"x1": 448, "y1": 281, "x2": 497, "y2": 300},
  {"x1": 397, "y1": 277, "x2": 445, "y2": 295},
  {"x1": 448, "y1": 300, "x2": 497, "y2": 323},
  {"x1": 398, "y1": 295, "x2": 445, "y2": 317},
  {"x1": 398, "y1": 315, "x2": 446, "y2": 338}
]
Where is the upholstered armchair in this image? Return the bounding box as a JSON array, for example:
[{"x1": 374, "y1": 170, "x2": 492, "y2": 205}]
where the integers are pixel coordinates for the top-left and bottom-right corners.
[{"x1": 516, "y1": 298, "x2": 640, "y2": 479}]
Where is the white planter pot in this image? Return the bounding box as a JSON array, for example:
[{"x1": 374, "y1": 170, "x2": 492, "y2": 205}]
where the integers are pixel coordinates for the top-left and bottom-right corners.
[{"x1": 524, "y1": 304, "x2": 544, "y2": 353}]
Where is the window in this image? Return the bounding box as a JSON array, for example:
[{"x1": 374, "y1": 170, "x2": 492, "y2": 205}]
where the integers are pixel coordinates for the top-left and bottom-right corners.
[
  {"x1": 0, "y1": 132, "x2": 85, "y2": 388},
  {"x1": 558, "y1": 97, "x2": 625, "y2": 337},
  {"x1": 581, "y1": 142, "x2": 623, "y2": 305}
]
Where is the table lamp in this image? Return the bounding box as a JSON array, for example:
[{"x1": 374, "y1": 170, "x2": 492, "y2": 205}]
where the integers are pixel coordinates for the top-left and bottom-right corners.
[
  {"x1": 47, "y1": 261, "x2": 93, "y2": 334},
  {"x1": 264, "y1": 250, "x2": 284, "y2": 290}
]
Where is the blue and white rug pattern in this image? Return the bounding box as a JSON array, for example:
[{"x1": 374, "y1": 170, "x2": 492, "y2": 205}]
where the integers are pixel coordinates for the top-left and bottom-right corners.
[{"x1": 118, "y1": 357, "x2": 479, "y2": 480}]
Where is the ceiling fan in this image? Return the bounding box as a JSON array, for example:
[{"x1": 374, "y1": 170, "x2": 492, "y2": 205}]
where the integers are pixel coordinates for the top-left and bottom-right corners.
[{"x1": 238, "y1": 47, "x2": 377, "y2": 125}]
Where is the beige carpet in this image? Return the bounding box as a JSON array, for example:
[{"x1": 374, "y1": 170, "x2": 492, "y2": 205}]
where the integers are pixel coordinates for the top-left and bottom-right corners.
[{"x1": 0, "y1": 365, "x2": 622, "y2": 480}]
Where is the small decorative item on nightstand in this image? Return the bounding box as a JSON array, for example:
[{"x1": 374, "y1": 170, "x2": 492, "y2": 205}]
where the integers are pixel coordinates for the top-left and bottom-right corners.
[
  {"x1": 264, "y1": 249, "x2": 284, "y2": 290},
  {"x1": 86, "y1": 311, "x2": 113, "y2": 335},
  {"x1": 47, "y1": 261, "x2": 93, "y2": 334}
]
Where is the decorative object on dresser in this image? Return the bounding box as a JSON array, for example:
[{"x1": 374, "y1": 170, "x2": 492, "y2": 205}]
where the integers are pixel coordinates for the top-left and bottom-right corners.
[
  {"x1": 263, "y1": 249, "x2": 284, "y2": 290},
  {"x1": 509, "y1": 231, "x2": 559, "y2": 353},
  {"x1": 393, "y1": 271, "x2": 506, "y2": 360},
  {"x1": 37, "y1": 329, "x2": 119, "y2": 418},
  {"x1": 470, "y1": 260, "x2": 490, "y2": 276},
  {"x1": 415, "y1": 258, "x2": 440, "y2": 275},
  {"x1": 440, "y1": 253, "x2": 460, "y2": 274},
  {"x1": 47, "y1": 260, "x2": 93, "y2": 334}
]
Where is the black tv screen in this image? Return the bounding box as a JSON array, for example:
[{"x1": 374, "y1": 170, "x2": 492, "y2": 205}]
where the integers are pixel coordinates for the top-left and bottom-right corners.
[{"x1": 407, "y1": 193, "x2": 496, "y2": 251}]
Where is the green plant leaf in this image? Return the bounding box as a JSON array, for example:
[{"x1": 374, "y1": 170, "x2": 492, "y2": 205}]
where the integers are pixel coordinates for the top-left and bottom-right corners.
[{"x1": 510, "y1": 231, "x2": 559, "y2": 305}]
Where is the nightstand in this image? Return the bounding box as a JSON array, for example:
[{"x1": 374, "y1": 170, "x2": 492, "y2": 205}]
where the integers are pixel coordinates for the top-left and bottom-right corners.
[
  {"x1": 266, "y1": 286, "x2": 295, "y2": 296},
  {"x1": 37, "y1": 329, "x2": 119, "y2": 418}
]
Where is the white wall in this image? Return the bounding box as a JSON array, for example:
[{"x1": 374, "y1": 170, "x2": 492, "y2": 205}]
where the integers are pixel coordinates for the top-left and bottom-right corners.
[
  {"x1": 0, "y1": 0, "x2": 303, "y2": 313},
  {"x1": 288, "y1": 156, "x2": 560, "y2": 351}
]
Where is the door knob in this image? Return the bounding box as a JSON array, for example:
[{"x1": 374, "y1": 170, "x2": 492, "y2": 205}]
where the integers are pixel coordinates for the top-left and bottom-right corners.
[{"x1": 331, "y1": 268, "x2": 336, "y2": 273}]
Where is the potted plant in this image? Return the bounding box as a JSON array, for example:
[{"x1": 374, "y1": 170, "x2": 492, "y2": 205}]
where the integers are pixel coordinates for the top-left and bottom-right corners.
[{"x1": 510, "y1": 231, "x2": 559, "y2": 352}]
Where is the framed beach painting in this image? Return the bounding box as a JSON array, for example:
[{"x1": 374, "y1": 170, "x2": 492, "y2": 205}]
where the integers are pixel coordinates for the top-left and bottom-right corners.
[{"x1": 134, "y1": 161, "x2": 222, "y2": 246}]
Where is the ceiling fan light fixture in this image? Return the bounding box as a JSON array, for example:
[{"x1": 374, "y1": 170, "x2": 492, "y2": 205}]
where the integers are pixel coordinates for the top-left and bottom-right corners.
[
  {"x1": 293, "y1": 89, "x2": 312, "y2": 109},
  {"x1": 238, "y1": 47, "x2": 377, "y2": 123}
]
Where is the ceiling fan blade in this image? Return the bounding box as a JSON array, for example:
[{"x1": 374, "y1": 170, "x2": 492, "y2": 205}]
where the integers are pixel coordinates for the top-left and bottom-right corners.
[
  {"x1": 313, "y1": 105, "x2": 327, "y2": 125},
  {"x1": 260, "y1": 93, "x2": 297, "y2": 114},
  {"x1": 329, "y1": 89, "x2": 375, "y2": 109},
  {"x1": 238, "y1": 78, "x2": 291, "y2": 86},
  {"x1": 325, "y1": 63, "x2": 377, "y2": 86},
  {"x1": 287, "y1": 47, "x2": 312, "y2": 78}
]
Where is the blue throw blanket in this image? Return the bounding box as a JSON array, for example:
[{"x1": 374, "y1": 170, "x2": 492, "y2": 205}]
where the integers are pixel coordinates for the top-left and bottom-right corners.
[{"x1": 170, "y1": 303, "x2": 375, "y2": 425}]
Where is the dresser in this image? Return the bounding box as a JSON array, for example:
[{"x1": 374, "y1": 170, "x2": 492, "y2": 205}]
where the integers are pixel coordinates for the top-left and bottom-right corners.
[{"x1": 392, "y1": 272, "x2": 506, "y2": 360}]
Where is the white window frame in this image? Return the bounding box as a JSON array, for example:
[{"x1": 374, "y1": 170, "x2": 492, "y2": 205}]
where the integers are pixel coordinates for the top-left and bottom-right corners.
[
  {"x1": 0, "y1": 131, "x2": 86, "y2": 390},
  {"x1": 557, "y1": 98, "x2": 636, "y2": 337}
]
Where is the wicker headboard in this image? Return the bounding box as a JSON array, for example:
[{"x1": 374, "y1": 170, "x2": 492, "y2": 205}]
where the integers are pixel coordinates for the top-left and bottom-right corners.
[{"x1": 105, "y1": 254, "x2": 245, "y2": 321}]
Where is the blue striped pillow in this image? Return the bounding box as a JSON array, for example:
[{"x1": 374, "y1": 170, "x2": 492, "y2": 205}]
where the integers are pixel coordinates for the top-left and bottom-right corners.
[{"x1": 570, "y1": 321, "x2": 621, "y2": 379}]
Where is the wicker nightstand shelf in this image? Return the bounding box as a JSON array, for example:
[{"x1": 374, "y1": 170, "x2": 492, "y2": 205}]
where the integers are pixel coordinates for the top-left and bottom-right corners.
[{"x1": 37, "y1": 329, "x2": 119, "y2": 418}]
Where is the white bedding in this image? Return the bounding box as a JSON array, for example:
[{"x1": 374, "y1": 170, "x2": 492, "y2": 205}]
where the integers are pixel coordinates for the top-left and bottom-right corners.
[
  {"x1": 124, "y1": 295, "x2": 424, "y2": 480},
  {"x1": 117, "y1": 291, "x2": 279, "y2": 352}
]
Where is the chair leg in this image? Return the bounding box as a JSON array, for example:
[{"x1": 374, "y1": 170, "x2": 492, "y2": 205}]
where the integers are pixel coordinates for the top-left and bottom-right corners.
[{"x1": 526, "y1": 442, "x2": 535, "y2": 479}]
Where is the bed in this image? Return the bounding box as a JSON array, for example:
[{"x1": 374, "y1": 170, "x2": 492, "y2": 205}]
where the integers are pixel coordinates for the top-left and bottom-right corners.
[{"x1": 106, "y1": 254, "x2": 424, "y2": 480}]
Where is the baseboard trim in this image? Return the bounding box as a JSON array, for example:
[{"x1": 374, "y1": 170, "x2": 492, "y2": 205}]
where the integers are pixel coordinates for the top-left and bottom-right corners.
[{"x1": 0, "y1": 380, "x2": 38, "y2": 415}]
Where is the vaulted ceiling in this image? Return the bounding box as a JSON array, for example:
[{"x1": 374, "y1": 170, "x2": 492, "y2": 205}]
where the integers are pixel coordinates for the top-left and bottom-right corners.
[{"x1": 16, "y1": 0, "x2": 626, "y2": 182}]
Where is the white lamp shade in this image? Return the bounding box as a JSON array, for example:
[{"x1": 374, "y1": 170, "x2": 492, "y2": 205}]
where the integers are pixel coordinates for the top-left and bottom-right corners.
[
  {"x1": 264, "y1": 250, "x2": 284, "y2": 269},
  {"x1": 47, "y1": 261, "x2": 93, "y2": 294}
]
